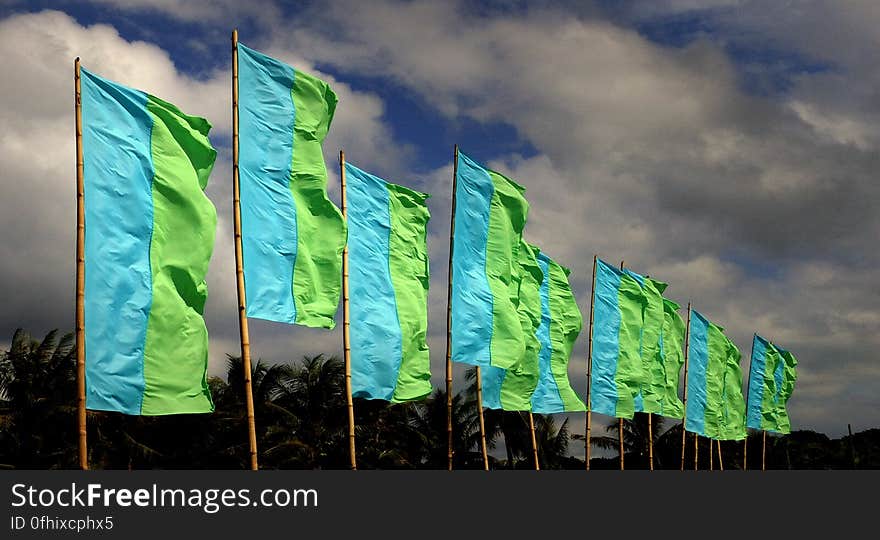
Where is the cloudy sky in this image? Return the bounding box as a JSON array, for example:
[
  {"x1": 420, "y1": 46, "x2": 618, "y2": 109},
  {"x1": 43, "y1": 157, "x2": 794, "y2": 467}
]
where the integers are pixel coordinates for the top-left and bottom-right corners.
[{"x1": 1, "y1": 0, "x2": 877, "y2": 449}]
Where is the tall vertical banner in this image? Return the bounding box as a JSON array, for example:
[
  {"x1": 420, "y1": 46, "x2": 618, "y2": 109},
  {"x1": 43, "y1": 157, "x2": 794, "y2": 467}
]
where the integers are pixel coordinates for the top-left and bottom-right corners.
[
  {"x1": 81, "y1": 68, "x2": 217, "y2": 415},
  {"x1": 685, "y1": 310, "x2": 746, "y2": 440},
  {"x1": 450, "y1": 151, "x2": 530, "y2": 370},
  {"x1": 237, "y1": 43, "x2": 346, "y2": 328},
  {"x1": 746, "y1": 334, "x2": 798, "y2": 433},
  {"x1": 344, "y1": 163, "x2": 432, "y2": 402},
  {"x1": 618, "y1": 268, "x2": 686, "y2": 418},
  {"x1": 589, "y1": 258, "x2": 647, "y2": 418},
  {"x1": 530, "y1": 252, "x2": 586, "y2": 414}
]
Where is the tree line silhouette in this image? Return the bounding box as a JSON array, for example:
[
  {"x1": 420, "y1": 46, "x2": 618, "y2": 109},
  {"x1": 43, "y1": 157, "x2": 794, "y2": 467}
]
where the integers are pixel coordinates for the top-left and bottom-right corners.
[{"x1": 1, "y1": 329, "x2": 876, "y2": 469}]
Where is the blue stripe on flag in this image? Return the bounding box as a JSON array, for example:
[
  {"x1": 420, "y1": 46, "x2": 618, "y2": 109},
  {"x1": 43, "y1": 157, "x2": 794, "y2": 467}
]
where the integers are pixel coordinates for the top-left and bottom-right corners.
[
  {"x1": 746, "y1": 334, "x2": 769, "y2": 430},
  {"x1": 345, "y1": 163, "x2": 403, "y2": 401},
  {"x1": 623, "y1": 268, "x2": 646, "y2": 412},
  {"x1": 238, "y1": 43, "x2": 299, "y2": 324},
  {"x1": 450, "y1": 152, "x2": 495, "y2": 366},
  {"x1": 81, "y1": 68, "x2": 153, "y2": 415},
  {"x1": 531, "y1": 254, "x2": 564, "y2": 413},
  {"x1": 481, "y1": 366, "x2": 506, "y2": 410},
  {"x1": 685, "y1": 310, "x2": 710, "y2": 436},
  {"x1": 590, "y1": 258, "x2": 623, "y2": 417}
]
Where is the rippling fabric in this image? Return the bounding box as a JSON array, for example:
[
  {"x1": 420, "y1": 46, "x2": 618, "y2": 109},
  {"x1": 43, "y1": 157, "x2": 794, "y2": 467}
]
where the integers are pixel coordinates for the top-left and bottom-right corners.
[
  {"x1": 238, "y1": 43, "x2": 345, "y2": 329},
  {"x1": 746, "y1": 334, "x2": 798, "y2": 433},
  {"x1": 685, "y1": 310, "x2": 746, "y2": 439},
  {"x1": 589, "y1": 258, "x2": 647, "y2": 418},
  {"x1": 656, "y1": 299, "x2": 686, "y2": 418},
  {"x1": 623, "y1": 269, "x2": 667, "y2": 414},
  {"x1": 345, "y1": 163, "x2": 431, "y2": 402},
  {"x1": 530, "y1": 252, "x2": 585, "y2": 413},
  {"x1": 82, "y1": 68, "x2": 217, "y2": 415},
  {"x1": 481, "y1": 242, "x2": 543, "y2": 410},
  {"x1": 451, "y1": 151, "x2": 529, "y2": 370}
]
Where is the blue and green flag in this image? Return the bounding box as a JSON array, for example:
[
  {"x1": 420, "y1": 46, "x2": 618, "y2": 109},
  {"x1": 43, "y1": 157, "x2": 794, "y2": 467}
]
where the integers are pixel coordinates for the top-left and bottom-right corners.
[
  {"x1": 589, "y1": 258, "x2": 647, "y2": 419},
  {"x1": 746, "y1": 334, "x2": 798, "y2": 433},
  {"x1": 530, "y1": 252, "x2": 586, "y2": 414},
  {"x1": 451, "y1": 151, "x2": 530, "y2": 370},
  {"x1": 81, "y1": 67, "x2": 217, "y2": 415},
  {"x1": 685, "y1": 310, "x2": 746, "y2": 440},
  {"x1": 238, "y1": 43, "x2": 346, "y2": 329},
  {"x1": 345, "y1": 163, "x2": 432, "y2": 403},
  {"x1": 620, "y1": 268, "x2": 671, "y2": 415}
]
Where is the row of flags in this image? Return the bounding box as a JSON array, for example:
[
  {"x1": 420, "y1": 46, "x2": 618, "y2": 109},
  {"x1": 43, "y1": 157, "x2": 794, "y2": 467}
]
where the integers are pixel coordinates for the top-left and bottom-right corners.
[{"x1": 77, "y1": 38, "x2": 797, "y2": 461}]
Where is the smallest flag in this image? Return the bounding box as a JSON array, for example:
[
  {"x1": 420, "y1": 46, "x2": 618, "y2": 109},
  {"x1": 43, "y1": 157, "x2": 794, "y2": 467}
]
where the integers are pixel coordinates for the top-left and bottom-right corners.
[
  {"x1": 345, "y1": 163, "x2": 432, "y2": 403},
  {"x1": 746, "y1": 334, "x2": 798, "y2": 433}
]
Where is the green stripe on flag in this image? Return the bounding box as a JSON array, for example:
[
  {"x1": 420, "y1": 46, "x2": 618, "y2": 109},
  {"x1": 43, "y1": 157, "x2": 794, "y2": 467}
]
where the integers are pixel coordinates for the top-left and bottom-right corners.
[
  {"x1": 658, "y1": 299, "x2": 685, "y2": 418},
  {"x1": 638, "y1": 277, "x2": 668, "y2": 413},
  {"x1": 613, "y1": 272, "x2": 647, "y2": 419},
  {"x1": 702, "y1": 323, "x2": 728, "y2": 438},
  {"x1": 486, "y1": 170, "x2": 530, "y2": 369},
  {"x1": 718, "y1": 345, "x2": 747, "y2": 440},
  {"x1": 289, "y1": 69, "x2": 346, "y2": 328},
  {"x1": 544, "y1": 259, "x2": 585, "y2": 412},
  {"x1": 141, "y1": 94, "x2": 217, "y2": 415},
  {"x1": 497, "y1": 242, "x2": 543, "y2": 410},
  {"x1": 388, "y1": 183, "x2": 432, "y2": 403}
]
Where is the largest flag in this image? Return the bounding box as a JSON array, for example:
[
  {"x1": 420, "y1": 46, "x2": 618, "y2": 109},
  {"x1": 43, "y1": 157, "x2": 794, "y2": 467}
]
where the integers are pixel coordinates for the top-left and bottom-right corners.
[
  {"x1": 451, "y1": 151, "x2": 530, "y2": 370},
  {"x1": 81, "y1": 68, "x2": 217, "y2": 415},
  {"x1": 238, "y1": 43, "x2": 346, "y2": 328},
  {"x1": 345, "y1": 163, "x2": 432, "y2": 402}
]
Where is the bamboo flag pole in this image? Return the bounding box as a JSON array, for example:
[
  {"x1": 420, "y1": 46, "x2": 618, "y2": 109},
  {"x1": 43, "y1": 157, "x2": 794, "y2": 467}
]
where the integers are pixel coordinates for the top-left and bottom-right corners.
[
  {"x1": 743, "y1": 335, "x2": 755, "y2": 471},
  {"x1": 340, "y1": 151, "x2": 357, "y2": 471},
  {"x1": 618, "y1": 260, "x2": 625, "y2": 471},
  {"x1": 74, "y1": 57, "x2": 88, "y2": 471},
  {"x1": 762, "y1": 430, "x2": 767, "y2": 471},
  {"x1": 717, "y1": 439, "x2": 724, "y2": 470},
  {"x1": 709, "y1": 438, "x2": 714, "y2": 470},
  {"x1": 680, "y1": 302, "x2": 691, "y2": 471},
  {"x1": 476, "y1": 367, "x2": 489, "y2": 471},
  {"x1": 231, "y1": 29, "x2": 259, "y2": 471},
  {"x1": 585, "y1": 254, "x2": 597, "y2": 470},
  {"x1": 694, "y1": 434, "x2": 699, "y2": 471},
  {"x1": 528, "y1": 412, "x2": 540, "y2": 471},
  {"x1": 445, "y1": 144, "x2": 459, "y2": 471}
]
